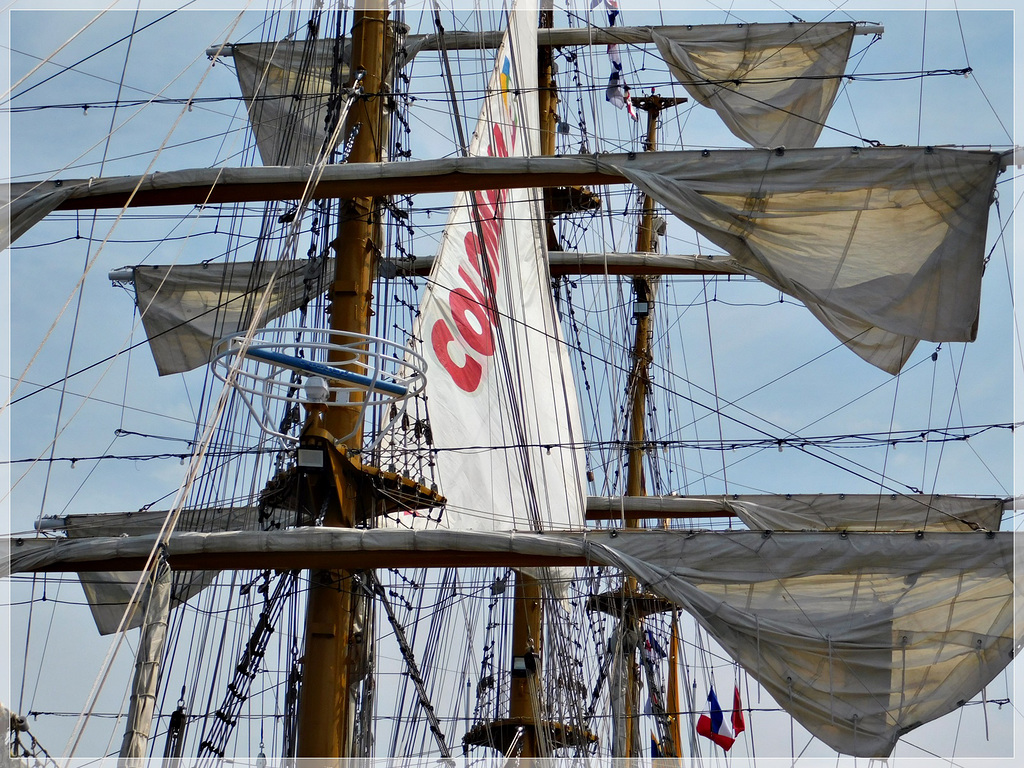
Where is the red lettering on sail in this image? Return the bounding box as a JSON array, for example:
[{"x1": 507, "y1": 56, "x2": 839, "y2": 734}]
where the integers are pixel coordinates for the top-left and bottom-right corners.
[
  {"x1": 431, "y1": 321, "x2": 483, "y2": 393},
  {"x1": 450, "y1": 286, "x2": 495, "y2": 357},
  {"x1": 491, "y1": 124, "x2": 508, "y2": 159},
  {"x1": 430, "y1": 119, "x2": 516, "y2": 392},
  {"x1": 464, "y1": 232, "x2": 499, "y2": 291}
]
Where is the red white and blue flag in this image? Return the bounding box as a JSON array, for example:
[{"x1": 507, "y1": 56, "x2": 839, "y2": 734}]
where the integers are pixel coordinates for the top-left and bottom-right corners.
[
  {"x1": 696, "y1": 686, "x2": 744, "y2": 751},
  {"x1": 600, "y1": 10, "x2": 638, "y2": 121}
]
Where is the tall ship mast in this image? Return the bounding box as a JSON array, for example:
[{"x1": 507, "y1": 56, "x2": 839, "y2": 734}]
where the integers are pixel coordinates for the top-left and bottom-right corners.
[{"x1": 3, "y1": 2, "x2": 1019, "y2": 765}]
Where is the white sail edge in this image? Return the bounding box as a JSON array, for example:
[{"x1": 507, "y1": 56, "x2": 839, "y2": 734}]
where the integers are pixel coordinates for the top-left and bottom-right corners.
[{"x1": 3, "y1": 528, "x2": 1013, "y2": 760}]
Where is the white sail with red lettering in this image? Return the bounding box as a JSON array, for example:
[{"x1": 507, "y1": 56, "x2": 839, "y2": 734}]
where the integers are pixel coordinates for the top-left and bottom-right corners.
[{"x1": 414, "y1": 0, "x2": 586, "y2": 532}]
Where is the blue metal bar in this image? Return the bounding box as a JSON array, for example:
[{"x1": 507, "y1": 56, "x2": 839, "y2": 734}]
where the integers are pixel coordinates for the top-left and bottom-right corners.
[{"x1": 241, "y1": 347, "x2": 408, "y2": 397}]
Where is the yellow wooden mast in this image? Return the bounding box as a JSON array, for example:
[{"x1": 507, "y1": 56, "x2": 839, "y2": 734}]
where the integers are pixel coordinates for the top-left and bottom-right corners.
[
  {"x1": 620, "y1": 93, "x2": 686, "y2": 761},
  {"x1": 294, "y1": 3, "x2": 391, "y2": 758}
]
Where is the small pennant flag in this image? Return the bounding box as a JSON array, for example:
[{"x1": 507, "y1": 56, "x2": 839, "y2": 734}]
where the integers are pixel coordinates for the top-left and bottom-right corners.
[
  {"x1": 651, "y1": 731, "x2": 662, "y2": 758},
  {"x1": 592, "y1": 0, "x2": 620, "y2": 25},
  {"x1": 732, "y1": 685, "x2": 746, "y2": 736},
  {"x1": 696, "y1": 687, "x2": 736, "y2": 751},
  {"x1": 604, "y1": 44, "x2": 638, "y2": 121},
  {"x1": 606, "y1": 0, "x2": 620, "y2": 25},
  {"x1": 644, "y1": 630, "x2": 666, "y2": 660},
  {"x1": 624, "y1": 88, "x2": 638, "y2": 121}
]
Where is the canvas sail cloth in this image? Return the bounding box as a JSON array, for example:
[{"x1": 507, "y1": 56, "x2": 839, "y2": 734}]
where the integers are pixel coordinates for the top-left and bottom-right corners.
[
  {"x1": 127, "y1": 258, "x2": 329, "y2": 375},
  {"x1": 651, "y1": 22, "x2": 856, "y2": 148},
  {"x1": 65, "y1": 506, "x2": 265, "y2": 634},
  {"x1": 231, "y1": 39, "x2": 351, "y2": 166},
  {"x1": 588, "y1": 529, "x2": 1016, "y2": 758},
  {"x1": 414, "y1": 0, "x2": 586, "y2": 530},
  {"x1": 723, "y1": 493, "x2": 1005, "y2": 532},
  {"x1": 607, "y1": 146, "x2": 1001, "y2": 373}
]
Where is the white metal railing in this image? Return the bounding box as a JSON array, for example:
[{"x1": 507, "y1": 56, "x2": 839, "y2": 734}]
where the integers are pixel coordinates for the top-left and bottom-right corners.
[{"x1": 211, "y1": 328, "x2": 427, "y2": 448}]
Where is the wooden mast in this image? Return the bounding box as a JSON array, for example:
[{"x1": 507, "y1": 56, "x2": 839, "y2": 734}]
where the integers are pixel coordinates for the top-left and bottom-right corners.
[
  {"x1": 295, "y1": 2, "x2": 390, "y2": 758},
  {"x1": 510, "y1": 3, "x2": 556, "y2": 758},
  {"x1": 619, "y1": 94, "x2": 686, "y2": 761},
  {"x1": 626, "y1": 95, "x2": 685, "y2": 501},
  {"x1": 503, "y1": 4, "x2": 550, "y2": 757}
]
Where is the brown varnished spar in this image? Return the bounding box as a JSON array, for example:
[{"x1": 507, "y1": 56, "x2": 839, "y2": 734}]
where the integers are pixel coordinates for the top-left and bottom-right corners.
[
  {"x1": 5, "y1": 528, "x2": 595, "y2": 573},
  {"x1": 21, "y1": 161, "x2": 620, "y2": 211}
]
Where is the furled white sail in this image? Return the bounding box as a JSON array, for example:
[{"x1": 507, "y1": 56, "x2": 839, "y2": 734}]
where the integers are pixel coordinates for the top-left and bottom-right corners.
[
  {"x1": 39, "y1": 506, "x2": 264, "y2": 537},
  {"x1": 608, "y1": 146, "x2": 1001, "y2": 373},
  {"x1": 113, "y1": 248, "x2": 736, "y2": 378},
  {"x1": 126, "y1": 259, "x2": 327, "y2": 375},
  {"x1": 724, "y1": 493, "x2": 1005, "y2": 532},
  {"x1": 230, "y1": 39, "x2": 350, "y2": 166},
  {"x1": 414, "y1": 0, "x2": 587, "y2": 531},
  {"x1": 116, "y1": 559, "x2": 171, "y2": 766},
  {"x1": 26, "y1": 489, "x2": 1006, "y2": 634},
  {"x1": 652, "y1": 23, "x2": 856, "y2": 148},
  {"x1": 44, "y1": 492, "x2": 1003, "y2": 540},
  {"x1": 589, "y1": 493, "x2": 1006, "y2": 532},
  {"x1": 9, "y1": 147, "x2": 1006, "y2": 241},
  {"x1": 13, "y1": 147, "x2": 1002, "y2": 377}
]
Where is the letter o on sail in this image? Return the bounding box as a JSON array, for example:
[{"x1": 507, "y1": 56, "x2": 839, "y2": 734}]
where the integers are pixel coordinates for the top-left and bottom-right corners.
[{"x1": 449, "y1": 288, "x2": 495, "y2": 356}]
